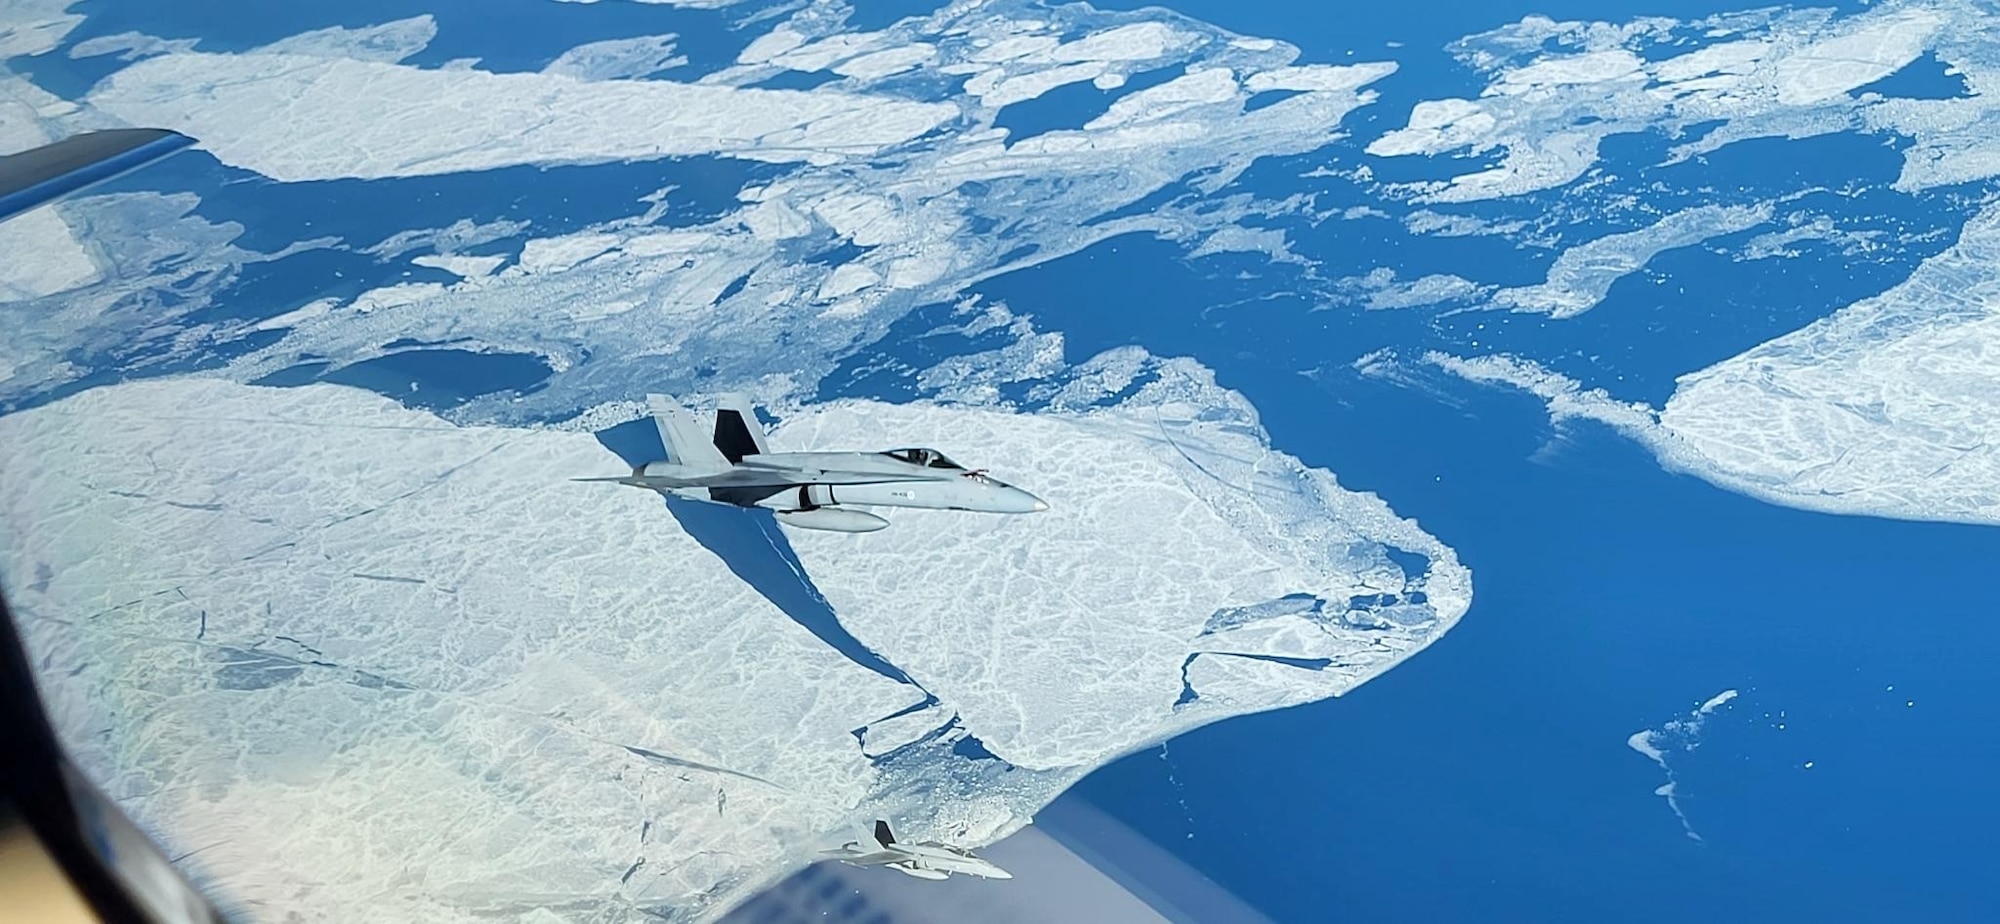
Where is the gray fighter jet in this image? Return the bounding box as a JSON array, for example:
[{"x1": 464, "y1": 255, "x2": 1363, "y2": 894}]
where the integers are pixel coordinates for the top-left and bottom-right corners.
[
  {"x1": 577, "y1": 395, "x2": 1047, "y2": 532},
  {"x1": 821, "y1": 820, "x2": 1014, "y2": 880}
]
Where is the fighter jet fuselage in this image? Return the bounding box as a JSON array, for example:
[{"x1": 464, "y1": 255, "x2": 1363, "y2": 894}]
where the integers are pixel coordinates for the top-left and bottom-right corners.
[{"x1": 579, "y1": 396, "x2": 1048, "y2": 532}]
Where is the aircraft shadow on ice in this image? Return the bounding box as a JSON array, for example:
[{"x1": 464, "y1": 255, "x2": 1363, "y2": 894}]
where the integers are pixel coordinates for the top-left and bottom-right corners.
[{"x1": 593, "y1": 417, "x2": 918, "y2": 688}]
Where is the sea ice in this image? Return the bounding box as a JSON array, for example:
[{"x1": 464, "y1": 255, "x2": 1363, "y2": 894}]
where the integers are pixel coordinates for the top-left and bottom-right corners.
[
  {"x1": 1366, "y1": 0, "x2": 2000, "y2": 203},
  {"x1": 1661, "y1": 199, "x2": 2000, "y2": 526},
  {"x1": 1493, "y1": 204, "x2": 1772, "y2": 318},
  {"x1": 0, "y1": 205, "x2": 100, "y2": 303},
  {"x1": 1431, "y1": 193, "x2": 2000, "y2": 535},
  {"x1": 543, "y1": 34, "x2": 687, "y2": 81},
  {"x1": 0, "y1": 0, "x2": 84, "y2": 58},
  {"x1": 1627, "y1": 689, "x2": 1740, "y2": 841},
  {"x1": 92, "y1": 2, "x2": 1397, "y2": 427},
  {"x1": 88, "y1": 51, "x2": 959, "y2": 180},
  {"x1": 0, "y1": 192, "x2": 338, "y2": 409},
  {"x1": 1335, "y1": 268, "x2": 1491, "y2": 311},
  {"x1": 0, "y1": 362, "x2": 1466, "y2": 921},
  {"x1": 255, "y1": 15, "x2": 437, "y2": 63}
]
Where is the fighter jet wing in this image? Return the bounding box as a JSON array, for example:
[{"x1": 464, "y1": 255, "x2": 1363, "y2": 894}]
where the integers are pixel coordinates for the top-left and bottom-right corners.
[
  {"x1": 817, "y1": 846, "x2": 905, "y2": 866},
  {"x1": 1, "y1": 129, "x2": 194, "y2": 223},
  {"x1": 573, "y1": 468, "x2": 910, "y2": 490},
  {"x1": 733, "y1": 467, "x2": 918, "y2": 487},
  {"x1": 711, "y1": 393, "x2": 769, "y2": 461}
]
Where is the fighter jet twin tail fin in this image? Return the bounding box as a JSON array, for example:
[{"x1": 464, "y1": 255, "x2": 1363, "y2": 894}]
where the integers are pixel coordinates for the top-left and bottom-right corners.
[
  {"x1": 711, "y1": 394, "x2": 768, "y2": 462},
  {"x1": 647, "y1": 393, "x2": 767, "y2": 471},
  {"x1": 646, "y1": 394, "x2": 723, "y2": 473}
]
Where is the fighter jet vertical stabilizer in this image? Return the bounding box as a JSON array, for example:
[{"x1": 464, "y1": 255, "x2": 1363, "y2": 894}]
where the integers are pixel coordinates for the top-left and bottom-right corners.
[
  {"x1": 712, "y1": 394, "x2": 769, "y2": 462},
  {"x1": 649, "y1": 394, "x2": 730, "y2": 474}
]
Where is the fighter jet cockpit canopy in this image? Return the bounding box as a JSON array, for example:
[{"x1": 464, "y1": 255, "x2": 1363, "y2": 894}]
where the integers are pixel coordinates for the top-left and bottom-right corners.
[{"x1": 882, "y1": 448, "x2": 965, "y2": 470}]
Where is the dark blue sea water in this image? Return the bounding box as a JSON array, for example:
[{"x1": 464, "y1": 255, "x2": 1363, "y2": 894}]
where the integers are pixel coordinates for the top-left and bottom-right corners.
[
  {"x1": 926, "y1": 21, "x2": 2000, "y2": 911},
  {"x1": 1053, "y1": 373, "x2": 2000, "y2": 924},
  {"x1": 969, "y1": 218, "x2": 2000, "y2": 924}
]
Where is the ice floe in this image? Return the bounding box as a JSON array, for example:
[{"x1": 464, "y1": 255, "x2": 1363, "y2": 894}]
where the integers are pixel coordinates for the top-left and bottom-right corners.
[
  {"x1": 1335, "y1": 268, "x2": 1491, "y2": 311},
  {"x1": 1401, "y1": 209, "x2": 1529, "y2": 239},
  {"x1": 1424, "y1": 352, "x2": 1665, "y2": 439},
  {"x1": 67, "y1": 31, "x2": 201, "y2": 62},
  {"x1": 1366, "y1": 0, "x2": 2000, "y2": 202},
  {"x1": 88, "y1": 50, "x2": 958, "y2": 180},
  {"x1": 1493, "y1": 204, "x2": 1772, "y2": 318},
  {"x1": 1738, "y1": 215, "x2": 1889, "y2": 261},
  {"x1": 0, "y1": 0, "x2": 84, "y2": 58},
  {"x1": 0, "y1": 358, "x2": 1465, "y2": 920},
  {"x1": 45, "y1": 1, "x2": 1398, "y2": 425},
  {"x1": 364, "y1": 218, "x2": 532, "y2": 261},
  {"x1": 0, "y1": 205, "x2": 101, "y2": 302},
  {"x1": 412, "y1": 253, "x2": 508, "y2": 281},
  {"x1": 1662, "y1": 198, "x2": 2000, "y2": 526},
  {"x1": 1628, "y1": 689, "x2": 1740, "y2": 841},
  {"x1": 255, "y1": 15, "x2": 438, "y2": 63},
  {"x1": 1430, "y1": 195, "x2": 2000, "y2": 534},
  {"x1": 543, "y1": 34, "x2": 688, "y2": 81}
]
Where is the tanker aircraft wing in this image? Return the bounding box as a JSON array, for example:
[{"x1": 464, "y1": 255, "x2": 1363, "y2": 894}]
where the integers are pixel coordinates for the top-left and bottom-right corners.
[{"x1": 1, "y1": 129, "x2": 194, "y2": 223}]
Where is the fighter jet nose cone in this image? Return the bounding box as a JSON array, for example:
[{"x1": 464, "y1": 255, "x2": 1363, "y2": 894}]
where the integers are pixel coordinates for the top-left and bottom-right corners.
[{"x1": 993, "y1": 485, "x2": 1048, "y2": 513}]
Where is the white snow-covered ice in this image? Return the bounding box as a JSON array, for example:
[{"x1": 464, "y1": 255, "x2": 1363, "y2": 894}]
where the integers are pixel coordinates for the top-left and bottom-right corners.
[
  {"x1": 1493, "y1": 204, "x2": 1773, "y2": 318},
  {"x1": 1367, "y1": 0, "x2": 2000, "y2": 531},
  {"x1": 0, "y1": 1, "x2": 1399, "y2": 425},
  {"x1": 0, "y1": 204, "x2": 100, "y2": 302},
  {"x1": 0, "y1": 361, "x2": 1467, "y2": 922},
  {"x1": 0, "y1": 0, "x2": 84, "y2": 58},
  {"x1": 1661, "y1": 199, "x2": 2000, "y2": 526},
  {"x1": 1431, "y1": 193, "x2": 2000, "y2": 534},
  {"x1": 89, "y1": 51, "x2": 959, "y2": 180},
  {"x1": 1365, "y1": 0, "x2": 2000, "y2": 203}
]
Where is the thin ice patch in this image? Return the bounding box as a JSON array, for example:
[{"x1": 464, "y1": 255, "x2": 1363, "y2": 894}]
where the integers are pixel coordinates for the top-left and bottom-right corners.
[{"x1": 1628, "y1": 688, "x2": 1738, "y2": 842}]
